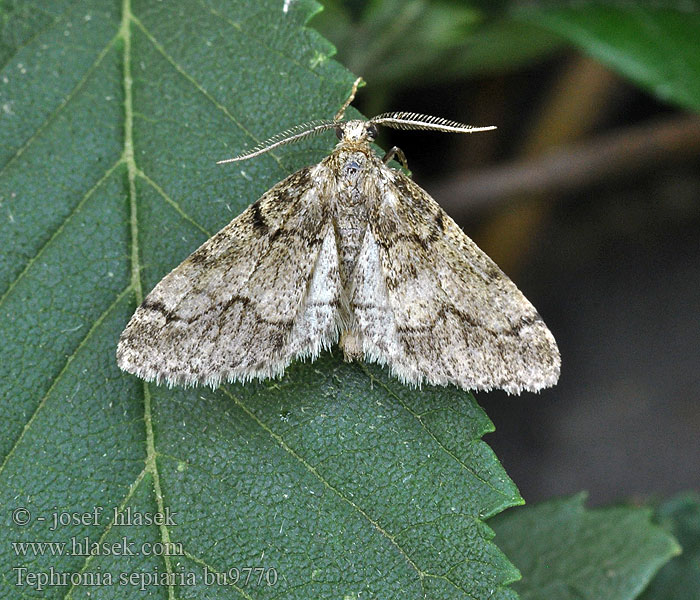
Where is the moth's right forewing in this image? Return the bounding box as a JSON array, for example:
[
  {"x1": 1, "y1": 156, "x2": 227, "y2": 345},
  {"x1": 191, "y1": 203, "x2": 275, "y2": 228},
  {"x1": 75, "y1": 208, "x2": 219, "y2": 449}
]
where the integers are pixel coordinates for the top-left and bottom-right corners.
[{"x1": 362, "y1": 168, "x2": 560, "y2": 393}]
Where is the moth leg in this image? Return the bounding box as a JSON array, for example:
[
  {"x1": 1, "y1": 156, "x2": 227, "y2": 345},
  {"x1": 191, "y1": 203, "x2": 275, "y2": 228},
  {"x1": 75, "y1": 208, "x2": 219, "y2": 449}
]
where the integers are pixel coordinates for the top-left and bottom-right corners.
[
  {"x1": 382, "y1": 146, "x2": 409, "y2": 169},
  {"x1": 335, "y1": 77, "x2": 364, "y2": 121}
]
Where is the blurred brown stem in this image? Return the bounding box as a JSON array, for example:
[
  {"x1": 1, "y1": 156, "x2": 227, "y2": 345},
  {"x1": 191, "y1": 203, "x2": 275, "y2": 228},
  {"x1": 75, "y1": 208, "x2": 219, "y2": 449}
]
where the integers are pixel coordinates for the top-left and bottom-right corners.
[
  {"x1": 462, "y1": 55, "x2": 621, "y2": 271},
  {"x1": 433, "y1": 113, "x2": 700, "y2": 220}
]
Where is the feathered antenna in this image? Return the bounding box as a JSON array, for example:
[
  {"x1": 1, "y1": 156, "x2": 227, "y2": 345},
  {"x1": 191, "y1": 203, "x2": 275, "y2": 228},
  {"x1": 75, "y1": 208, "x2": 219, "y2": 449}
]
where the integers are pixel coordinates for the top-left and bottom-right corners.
[
  {"x1": 371, "y1": 112, "x2": 497, "y2": 134},
  {"x1": 216, "y1": 119, "x2": 338, "y2": 164},
  {"x1": 217, "y1": 78, "x2": 495, "y2": 163},
  {"x1": 217, "y1": 77, "x2": 365, "y2": 164}
]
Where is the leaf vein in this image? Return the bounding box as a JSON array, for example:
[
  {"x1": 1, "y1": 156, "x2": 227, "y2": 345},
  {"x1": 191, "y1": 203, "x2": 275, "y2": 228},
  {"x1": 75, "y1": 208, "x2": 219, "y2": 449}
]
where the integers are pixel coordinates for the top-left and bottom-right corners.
[
  {"x1": 61, "y1": 467, "x2": 148, "y2": 600},
  {"x1": 0, "y1": 0, "x2": 82, "y2": 72},
  {"x1": 361, "y1": 365, "x2": 518, "y2": 506},
  {"x1": 181, "y1": 549, "x2": 255, "y2": 600},
  {"x1": 121, "y1": 2, "x2": 177, "y2": 596},
  {"x1": 0, "y1": 159, "x2": 124, "y2": 308},
  {"x1": 0, "y1": 284, "x2": 132, "y2": 478},
  {"x1": 221, "y1": 386, "x2": 430, "y2": 597},
  {"x1": 130, "y1": 14, "x2": 288, "y2": 171},
  {"x1": 136, "y1": 168, "x2": 211, "y2": 237},
  {"x1": 0, "y1": 28, "x2": 120, "y2": 177}
]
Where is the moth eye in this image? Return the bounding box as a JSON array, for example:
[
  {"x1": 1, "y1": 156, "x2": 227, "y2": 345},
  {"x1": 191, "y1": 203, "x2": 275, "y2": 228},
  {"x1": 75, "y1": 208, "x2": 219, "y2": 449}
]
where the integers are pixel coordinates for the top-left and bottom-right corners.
[
  {"x1": 367, "y1": 123, "x2": 378, "y2": 140},
  {"x1": 335, "y1": 126, "x2": 344, "y2": 140}
]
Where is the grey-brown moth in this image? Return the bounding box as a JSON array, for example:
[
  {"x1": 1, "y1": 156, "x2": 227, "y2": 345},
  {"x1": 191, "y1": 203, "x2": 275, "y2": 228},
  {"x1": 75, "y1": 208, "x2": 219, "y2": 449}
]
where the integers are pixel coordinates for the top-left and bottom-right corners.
[{"x1": 117, "y1": 79, "x2": 560, "y2": 393}]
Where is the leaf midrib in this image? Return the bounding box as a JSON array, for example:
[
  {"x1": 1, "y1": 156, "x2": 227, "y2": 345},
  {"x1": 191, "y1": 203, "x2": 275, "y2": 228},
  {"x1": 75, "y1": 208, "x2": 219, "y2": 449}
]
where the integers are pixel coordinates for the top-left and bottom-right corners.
[{"x1": 119, "y1": 1, "x2": 179, "y2": 598}]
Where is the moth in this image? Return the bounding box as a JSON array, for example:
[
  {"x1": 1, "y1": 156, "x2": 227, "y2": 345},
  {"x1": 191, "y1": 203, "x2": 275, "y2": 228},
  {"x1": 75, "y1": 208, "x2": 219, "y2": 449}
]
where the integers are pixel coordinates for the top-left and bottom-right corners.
[{"x1": 117, "y1": 79, "x2": 560, "y2": 393}]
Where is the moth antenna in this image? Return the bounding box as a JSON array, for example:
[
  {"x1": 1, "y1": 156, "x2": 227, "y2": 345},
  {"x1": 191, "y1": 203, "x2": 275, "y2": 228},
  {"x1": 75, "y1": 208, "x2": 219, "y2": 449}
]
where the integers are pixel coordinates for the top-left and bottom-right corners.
[
  {"x1": 217, "y1": 120, "x2": 338, "y2": 163},
  {"x1": 371, "y1": 112, "x2": 496, "y2": 134},
  {"x1": 334, "y1": 77, "x2": 364, "y2": 122}
]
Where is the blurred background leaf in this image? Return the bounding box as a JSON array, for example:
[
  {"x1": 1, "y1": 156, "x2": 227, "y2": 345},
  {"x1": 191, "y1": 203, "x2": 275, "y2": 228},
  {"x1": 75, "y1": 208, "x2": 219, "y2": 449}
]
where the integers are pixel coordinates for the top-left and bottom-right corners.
[
  {"x1": 513, "y1": 3, "x2": 700, "y2": 112},
  {"x1": 313, "y1": 0, "x2": 563, "y2": 111},
  {"x1": 640, "y1": 492, "x2": 700, "y2": 600},
  {"x1": 490, "y1": 493, "x2": 680, "y2": 600},
  {"x1": 314, "y1": 1, "x2": 700, "y2": 112}
]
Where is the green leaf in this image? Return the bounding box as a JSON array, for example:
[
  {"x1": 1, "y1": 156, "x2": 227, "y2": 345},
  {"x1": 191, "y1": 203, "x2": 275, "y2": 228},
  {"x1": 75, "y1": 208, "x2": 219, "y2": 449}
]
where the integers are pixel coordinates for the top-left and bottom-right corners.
[
  {"x1": 439, "y1": 18, "x2": 563, "y2": 78},
  {"x1": 490, "y1": 493, "x2": 681, "y2": 600},
  {"x1": 312, "y1": 0, "x2": 480, "y2": 86},
  {"x1": 312, "y1": 0, "x2": 562, "y2": 89},
  {"x1": 514, "y1": 3, "x2": 700, "y2": 112},
  {"x1": 0, "y1": 1, "x2": 522, "y2": 598},
  {"x1": 640, "y1": 492, "x2": 700, "y2": 600}
]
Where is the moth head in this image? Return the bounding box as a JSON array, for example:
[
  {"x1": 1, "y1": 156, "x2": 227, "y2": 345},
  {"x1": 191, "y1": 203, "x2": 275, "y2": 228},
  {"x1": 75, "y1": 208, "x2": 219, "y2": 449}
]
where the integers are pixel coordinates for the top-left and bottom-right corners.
[{"x1": 335, "y1": 120, "x2": 378, "y2": 144}]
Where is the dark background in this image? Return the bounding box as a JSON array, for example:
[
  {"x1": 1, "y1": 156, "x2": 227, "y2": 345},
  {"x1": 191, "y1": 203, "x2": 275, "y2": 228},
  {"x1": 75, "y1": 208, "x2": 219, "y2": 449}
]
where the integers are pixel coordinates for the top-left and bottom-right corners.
[{"x1": 336, "y1": 51, "x2": 700, "y2": 506}]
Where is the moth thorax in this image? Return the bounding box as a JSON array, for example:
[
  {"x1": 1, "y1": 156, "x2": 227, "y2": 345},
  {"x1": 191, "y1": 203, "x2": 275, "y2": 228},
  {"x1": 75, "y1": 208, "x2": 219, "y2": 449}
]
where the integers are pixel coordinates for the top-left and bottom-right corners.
[
  {"x1": 341, "y1": 153, "x2": 365, "y2": 176},
  {"x1": 338, "y1": 151, "x2": 367, "y2": 191},
  {"x1": 336, "y1": 152, "x2": 368, "y2": 206}
]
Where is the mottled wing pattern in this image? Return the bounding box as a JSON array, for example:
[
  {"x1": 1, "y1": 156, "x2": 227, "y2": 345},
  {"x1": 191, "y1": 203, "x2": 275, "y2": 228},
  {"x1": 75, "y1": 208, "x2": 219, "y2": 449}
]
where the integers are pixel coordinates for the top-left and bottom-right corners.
[
  {"x1": 117, "y1": 165, "x2": 342, "y2": 387},
  {"x1": 352, "y1": 163, "x2": 560, "y2": 393}
]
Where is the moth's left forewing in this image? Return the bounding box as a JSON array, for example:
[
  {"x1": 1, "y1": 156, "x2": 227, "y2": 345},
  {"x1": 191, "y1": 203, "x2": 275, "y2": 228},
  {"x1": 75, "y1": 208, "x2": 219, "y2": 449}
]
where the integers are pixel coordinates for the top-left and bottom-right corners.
[
  {"x1": 117, "y1": 164, "x2": 342, "y2": 387},
  {"x1": 359, "y1": 166, "x2": 560, "y2": 393}
]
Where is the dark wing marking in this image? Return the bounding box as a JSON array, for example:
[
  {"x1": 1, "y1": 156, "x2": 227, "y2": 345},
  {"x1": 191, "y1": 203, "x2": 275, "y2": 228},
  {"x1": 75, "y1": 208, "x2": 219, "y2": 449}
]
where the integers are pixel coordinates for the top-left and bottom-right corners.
[
  {"x1": 117, "y1": 165, "x2": 342, "y2": 387},
  {"x1": 353, "y1": 165, "x2": 560, "y2": 393}
]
